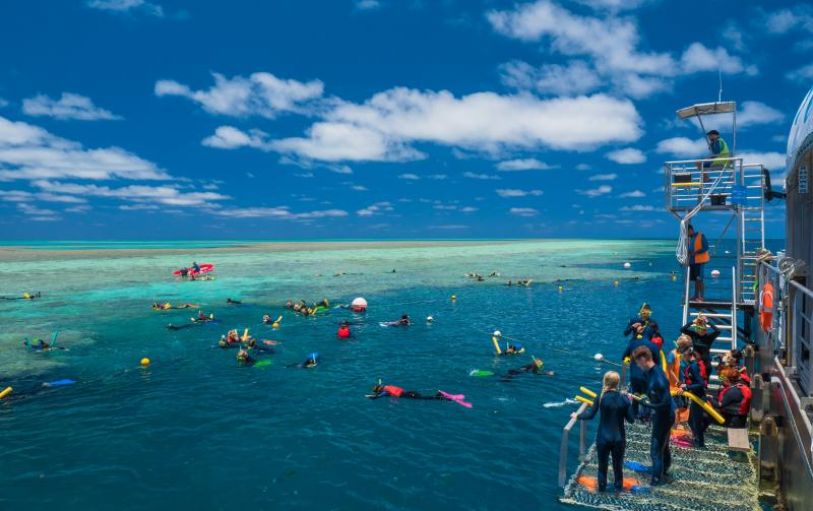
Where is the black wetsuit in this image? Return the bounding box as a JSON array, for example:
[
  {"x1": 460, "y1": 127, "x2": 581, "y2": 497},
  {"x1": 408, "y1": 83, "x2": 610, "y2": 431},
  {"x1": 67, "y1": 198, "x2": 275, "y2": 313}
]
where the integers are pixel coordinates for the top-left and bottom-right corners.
[
  {"x1": 622, "y1": 338, "x2": 661, "y2": 420},
  {"x1": 500, "y1": 363, "x2": 541, "y2": 381},
  {"x1": 683, "y1": 358, "x2": 709, "y2": 447},
  {"x1": 577, "y1": 390, "x2": 635, "y2": 492},
  {"x1": 623, "y1": 316, "x2": 656, "y2": 342},
  {"x1": 640, "y1": 364, "x2": 675, "y2": 485},
  {"x1": 680, "y1": 322, "x2": 719, "y2": 375}
]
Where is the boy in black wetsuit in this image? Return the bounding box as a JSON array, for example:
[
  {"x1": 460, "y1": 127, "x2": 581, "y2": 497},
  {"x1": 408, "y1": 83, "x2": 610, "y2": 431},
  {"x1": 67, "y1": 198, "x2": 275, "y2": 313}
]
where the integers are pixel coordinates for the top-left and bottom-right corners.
[
  {"x1": 572, "y1": 371, "x2": 634, "y2": 492},
  {"x1": 633, "y1": 345, "x2": 675, "y2": 486}
]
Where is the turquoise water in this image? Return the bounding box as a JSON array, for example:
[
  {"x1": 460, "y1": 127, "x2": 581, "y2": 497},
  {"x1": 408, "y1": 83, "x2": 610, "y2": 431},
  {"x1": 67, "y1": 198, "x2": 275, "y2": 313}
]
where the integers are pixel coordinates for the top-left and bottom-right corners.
[{"x1": 0, "y1": 240, "x2": 741, "y2": 510}]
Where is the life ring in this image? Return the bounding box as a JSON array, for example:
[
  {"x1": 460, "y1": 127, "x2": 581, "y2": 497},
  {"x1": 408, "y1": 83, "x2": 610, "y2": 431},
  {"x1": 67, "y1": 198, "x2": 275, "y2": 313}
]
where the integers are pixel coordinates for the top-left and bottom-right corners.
[{"x1": 760, "y1": 281, "x2": 775, "y2": 333}]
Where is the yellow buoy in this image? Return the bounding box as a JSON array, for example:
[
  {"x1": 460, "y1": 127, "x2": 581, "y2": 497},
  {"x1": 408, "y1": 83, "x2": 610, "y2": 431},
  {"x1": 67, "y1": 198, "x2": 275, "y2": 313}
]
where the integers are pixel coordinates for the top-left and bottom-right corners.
[
  {"x1": 558, "y1": 285, "x2": 564, "y2": 293},
  {"x1": 451, "y1": 295, "x2": 457, "y2": 301},
  {"x1": 140, "y1": 357, "x2": 151, "y2": 367},
  {"x1": 0, "y1": 386, "x2": 12, "y2": 400},
  {"x1": 272, "y1": 322, "x2": 280, "y2": 329},
  {"x1": 613, "y1": 280, "x2": 619, "y2": 287}
]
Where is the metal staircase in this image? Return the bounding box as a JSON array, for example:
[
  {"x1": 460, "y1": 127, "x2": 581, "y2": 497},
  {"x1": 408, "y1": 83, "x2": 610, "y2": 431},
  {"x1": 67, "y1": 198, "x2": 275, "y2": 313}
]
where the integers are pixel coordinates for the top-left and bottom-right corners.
[
  {"x1": 738, "y1": 164, "x2": 766, "y2": 305},
  {"x1": 682, "y1": 266, "x2": 740, "y2": 363}
]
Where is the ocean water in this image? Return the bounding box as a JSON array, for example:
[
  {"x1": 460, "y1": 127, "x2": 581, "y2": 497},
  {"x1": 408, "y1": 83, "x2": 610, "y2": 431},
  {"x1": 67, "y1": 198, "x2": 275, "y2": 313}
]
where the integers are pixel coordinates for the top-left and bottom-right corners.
[{"x1": 0, "y1": 240, "x2": 750, "y2": 510}]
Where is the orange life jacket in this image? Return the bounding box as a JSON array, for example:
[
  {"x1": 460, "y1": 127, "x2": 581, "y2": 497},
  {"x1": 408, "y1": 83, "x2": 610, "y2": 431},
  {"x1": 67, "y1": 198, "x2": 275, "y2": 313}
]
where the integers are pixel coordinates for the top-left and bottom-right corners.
[
  {"x1": 383, "y1": 385, "x2": 403, "y2": 397},
  {"x1": 693, "y1": 233, "x2": 710, "y2": 264},
  {"x1": 760, "y1": 281, "x2": 775, "y2": 333}
]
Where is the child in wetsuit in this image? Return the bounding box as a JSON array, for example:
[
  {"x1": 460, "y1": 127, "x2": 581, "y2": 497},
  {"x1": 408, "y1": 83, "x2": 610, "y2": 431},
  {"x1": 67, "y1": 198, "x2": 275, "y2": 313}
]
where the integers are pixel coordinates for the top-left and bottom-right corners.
[
  {"x1": 573, "y1": 371, "x2": 634, "y2": 492},
  {"x1": 368, "y1": 384, "x2": 446, "y2": 400}
]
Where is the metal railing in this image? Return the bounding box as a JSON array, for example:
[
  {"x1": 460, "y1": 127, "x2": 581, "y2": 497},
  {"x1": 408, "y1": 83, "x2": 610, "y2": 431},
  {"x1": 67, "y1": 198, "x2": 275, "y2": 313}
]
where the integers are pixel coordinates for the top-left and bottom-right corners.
[{"x1": 558, "y1": 401, "x2": 589, "y2": 487}]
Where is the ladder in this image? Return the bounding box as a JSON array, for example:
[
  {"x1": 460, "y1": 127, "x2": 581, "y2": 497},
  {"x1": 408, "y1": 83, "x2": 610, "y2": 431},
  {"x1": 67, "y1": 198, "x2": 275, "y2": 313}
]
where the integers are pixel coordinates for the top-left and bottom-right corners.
[
  {"x1": 737, "y1": 164, "x2": 766, "y2": 304},
  {"x1": 683, "y1": 266, "x2": 740, "y2": 371}
]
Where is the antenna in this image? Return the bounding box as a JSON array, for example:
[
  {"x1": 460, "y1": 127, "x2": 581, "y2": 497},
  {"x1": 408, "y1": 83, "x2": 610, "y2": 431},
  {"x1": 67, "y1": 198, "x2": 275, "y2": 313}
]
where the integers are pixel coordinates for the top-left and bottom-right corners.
[{"x1": 718, "y1": 69, "x2": 723, "y2": 103}]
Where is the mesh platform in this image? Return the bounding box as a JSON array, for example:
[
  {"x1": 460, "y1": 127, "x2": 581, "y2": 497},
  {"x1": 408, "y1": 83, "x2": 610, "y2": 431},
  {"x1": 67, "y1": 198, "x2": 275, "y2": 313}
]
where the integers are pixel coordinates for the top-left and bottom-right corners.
[{"x1": 561, "y1": 423, "x2": 759, "y2": 511}]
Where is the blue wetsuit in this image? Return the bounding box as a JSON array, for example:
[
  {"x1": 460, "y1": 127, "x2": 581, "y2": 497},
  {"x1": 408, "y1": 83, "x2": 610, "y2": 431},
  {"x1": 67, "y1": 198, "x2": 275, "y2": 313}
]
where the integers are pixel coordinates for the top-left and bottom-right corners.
[
  {"x1": 640, "y1": 364, "x2": 675, "y2": 485},
  {"x1": 577, "y1": 390, "x2": 635, "y2": 491},
  {"x1": 623, "y1": 316, "x2": 656, "y2": 342},
  {"x1": 682, "y1": 358, "x2": 709, "y2": 447},
  {"x1": 623, "y1": 339, "x2": 661, "y2": 420}
]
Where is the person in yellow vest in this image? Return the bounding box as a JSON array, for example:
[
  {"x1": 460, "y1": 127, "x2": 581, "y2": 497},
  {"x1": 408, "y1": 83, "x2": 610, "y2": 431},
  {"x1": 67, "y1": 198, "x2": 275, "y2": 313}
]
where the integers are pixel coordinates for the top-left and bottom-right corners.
[
  {"x1": 695, "y1": 129, "x2": 730, "y2": 170},
  {"x1": 687, "y1": 224, "x2": 709, "y2": 301}
]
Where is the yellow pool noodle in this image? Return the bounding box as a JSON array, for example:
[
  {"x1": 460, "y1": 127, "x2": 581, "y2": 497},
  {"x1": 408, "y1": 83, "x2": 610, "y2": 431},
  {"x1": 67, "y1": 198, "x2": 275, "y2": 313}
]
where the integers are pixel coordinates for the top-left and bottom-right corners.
[
  {"x1": 0, "y1": 386, "x2": 12, "y2": 400},
  {"x1": 275, "y1": 315, "x2": 283, "y2": 323},
  {"x1": 575, "y1": 395, "x2": 594, "y2": 406},
  {"x1": 580, "y1": 387, "x2": 597, "y2": 399},
  {"x1": 242, "y1": 328, "x2": 250, "y2": 342},
  {"x1": 491, "y1": 336, "x2": 502, "y2": 355},
  {"x1": 672, "y1": 389, "x2": 725, "y2": 425},
  {"x1": 660, "y1": 350, "x2": 668, "y2": 373}
]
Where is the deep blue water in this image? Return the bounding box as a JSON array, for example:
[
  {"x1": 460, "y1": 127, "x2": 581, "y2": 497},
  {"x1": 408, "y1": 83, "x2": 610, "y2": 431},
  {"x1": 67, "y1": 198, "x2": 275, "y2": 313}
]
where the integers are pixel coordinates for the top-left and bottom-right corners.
[{"x1": 0, "y1": 240, "x2": 780, "y2": 510}]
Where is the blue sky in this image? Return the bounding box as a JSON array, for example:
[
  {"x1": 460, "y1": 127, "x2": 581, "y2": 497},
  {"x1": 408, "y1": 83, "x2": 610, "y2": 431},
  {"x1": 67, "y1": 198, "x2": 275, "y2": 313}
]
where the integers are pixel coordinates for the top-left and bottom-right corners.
[{"x1": 0, "y1": 0, "x2": 809, "y2": 240}]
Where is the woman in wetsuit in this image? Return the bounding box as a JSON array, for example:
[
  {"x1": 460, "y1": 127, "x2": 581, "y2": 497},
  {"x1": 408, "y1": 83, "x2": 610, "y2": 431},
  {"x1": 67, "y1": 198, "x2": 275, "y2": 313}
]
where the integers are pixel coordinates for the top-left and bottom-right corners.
[
  {"x1": 368, "y1": 384, "x2": 447, "y2": 400},
  {"x1": 501, "y1": 357, "x2": 554, "y2": 381},
  {"x1": 572, "y1": 371, "x2": 634, "y2": 492}
]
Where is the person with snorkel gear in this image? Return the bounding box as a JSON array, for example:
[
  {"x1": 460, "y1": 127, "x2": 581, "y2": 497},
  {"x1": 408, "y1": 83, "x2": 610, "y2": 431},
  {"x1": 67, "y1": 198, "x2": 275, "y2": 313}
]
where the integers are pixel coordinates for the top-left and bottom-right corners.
[
  {"x1": 500, "y1": 356, "x2": 554, "y2": 381},
  {"x1": 571, "y1": 371, "x2": 635, "y2": 493},
  {"x1": 623, "y1": 303, "x2": 656, "y2": 342},
  {"x1": 622, "y1": 323, "x2": 662, "y2": 422},
  {"x1": 675, "y1": 342, "x2": 709, "y2": 448},
  {"x1": 632, "y1": 345, "x2": 675, "y2": 486},
  {"x1": 680, "y1": 313, "x2": 718, "y2": 379},
  {"x1": 491, "y1": 331, "x2": 525, "y2": 355}
]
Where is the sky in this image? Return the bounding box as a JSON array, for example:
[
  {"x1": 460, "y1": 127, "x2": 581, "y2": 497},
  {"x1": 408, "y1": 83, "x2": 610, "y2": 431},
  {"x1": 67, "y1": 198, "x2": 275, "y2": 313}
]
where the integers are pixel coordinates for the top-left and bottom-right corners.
[{"x1": 0, "y1": 0, "x2": 809, "y2": 240}]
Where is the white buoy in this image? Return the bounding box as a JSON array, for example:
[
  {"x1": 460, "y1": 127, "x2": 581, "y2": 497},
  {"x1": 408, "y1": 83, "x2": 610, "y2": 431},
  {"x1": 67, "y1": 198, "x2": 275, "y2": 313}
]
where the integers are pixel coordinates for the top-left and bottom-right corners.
[
  {"x1": 351, "y1": 297, "x2": 367, "y2": 312},
  {"x1": 623, "y1": 262, "x2": 632, "y2": 269},
  {"x1": 426, "y1": 315, "x2": 434, "y2": 322},
  {"x1": 493, "y1": 330, "x2": 502, "y2": 337},
  {"x1": 594, "y1": 353, "x2": 604, "y2": 361},
  {"x1": 711, "y1": 269, "x2": 721, "y2": 278}
]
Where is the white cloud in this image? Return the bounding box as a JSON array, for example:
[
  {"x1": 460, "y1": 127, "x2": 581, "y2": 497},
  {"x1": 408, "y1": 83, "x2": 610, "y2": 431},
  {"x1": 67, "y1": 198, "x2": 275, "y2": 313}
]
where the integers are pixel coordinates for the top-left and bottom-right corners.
[
  {"x1": 787, "y1": 63, "x2": 813, "y2": 83},
  {"x1": 589, "y1": 173, "x2": 617, "y2": 181},
  {"x1": 620, "y1": 205, "x2": 656, "y2": 211},
  {"x1": 496, "y1": 188, "x2": 543, "y2": 197},
  {"x1": 357, "y1": 201, "x2": 394, "y2": 216},
  {"x1": 429, "y1": 224, "x2": 469, "y2": 230},
  {"x1": 509, "y1": 207, "x2": 539, "y2": 217},
  {"x1": 680, "y1": 43, "x2": 757, "y2": 75},
  {"x1": 87, "y1": 0, "x2": 164, "y2": 17},
  {"x1": 577, "y1": 185, "x2": 612, "y2": 197},
  {"x1": 202, "y1": 126, "x2": 269, "y2": 150},
  {"x1": 213, "y1": 207, "x2": 348, "y2": 220},
  {"x1": 428, "y1": 174, "x2": 447, "y2": 180},
  {"x1": 619, "y1": 190, "x2": 646, "y2": 198},
  {"x1": 737, "y1": 101, "x2": 784, "y2": 127},
  {"x1": 460, "y1": 206, "x2": 478, "y2": 213},
  {"x1": 572, "y1": 0, "x2": 651, "y2": 10},
  {"x1": 655, "y1": 137, "x2": 707, "y2": 157},
  {"x1": 738, "y1": 151, "x2": 786, "y2": 170},
  {"x1": 17, "y1": 202, "x2": 60, "y2": 221},
  {"x1": 156, "y1": 72, "x2": 324, "y2": 118},
  {"x1": 399, "y1": 173, "x2": 420, "y2": 180},
  {"x1": 32, "y1": 180, "x2": 229, "y2": 207},
  {"x1": 0, "y1": 116, "x2": 169, "y2": 181},
  {"x1": 22, "y1": 93, "x2": 122, "y2": 121},
  {"x1": 272, "y1": 122, "x2": 423, "y2": 162},
  {"x1": 496, "y1": 158, "x2": 553, "y2": 171},
  {"x1": 355, "y1": 0, "x2": 380, "y2": 10},
  {"x1": 488, "y1": 1, "x2": 756, "y2": 98},
  {"x1": 463, "y1": 172, "x2": 501, "y2": 180},
  {"x1": 499, "y1": 60, "x2": 601, "y2": 96},
  {"x1": 0, "y1": 189, "x2": 87, "y2": 204},
  {"x1": 606, "y1": 148, "x2": 645, "y2": 164},
  {"x1": 351, "y1": 185, "x2": 368, "y2": 191},
  {"x1": 764, "y1": 8, "x2": 813, "y2": 34}
]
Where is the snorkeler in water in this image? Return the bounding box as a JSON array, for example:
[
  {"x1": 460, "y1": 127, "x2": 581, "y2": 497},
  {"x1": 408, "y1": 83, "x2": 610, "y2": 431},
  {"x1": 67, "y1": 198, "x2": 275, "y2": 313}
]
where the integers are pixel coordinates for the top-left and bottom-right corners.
[
  {"x1": 287, "y1": 352, "x2": 319, "y2": 368},
  {"x1": 501, "y1": 357, "x2": 554, "y2": 381},
  {"x1": 152, "y1": 302, "x2": 198, "y2": 311},
  {"x1": 236, "y1": 347, "x2": 254, "y2": 366},
  {"x1": 2, "y1": 292, "x2": 42, "y2": 301},
  {"x1": 226, "y1": 298, "x2": 242, "y2": 305},
  {"x1": 218, "y1": 329, "x2": 242, "y2": 348},
  {"x1": 192, "y1": 311, "x2": 215, "y2": 322},
  {"x1": 367, "y1": 384, "x2": 448, "y2": 400},
  {"x1": 23, "y1": 332, "x2": 64, "y2": 352}
]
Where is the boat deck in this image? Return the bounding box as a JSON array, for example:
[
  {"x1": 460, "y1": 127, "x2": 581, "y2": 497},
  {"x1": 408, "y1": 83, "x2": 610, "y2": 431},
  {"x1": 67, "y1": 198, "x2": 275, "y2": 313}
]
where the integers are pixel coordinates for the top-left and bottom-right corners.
[{"x1": 560, "y1": 422, "x2": 760, "y2": 511}]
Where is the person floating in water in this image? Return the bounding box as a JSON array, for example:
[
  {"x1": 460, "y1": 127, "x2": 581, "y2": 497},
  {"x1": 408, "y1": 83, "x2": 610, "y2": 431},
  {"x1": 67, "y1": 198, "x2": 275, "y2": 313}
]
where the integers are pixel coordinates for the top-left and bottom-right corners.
[
  {"x1": 501, "y1": 357, "x2": 554, "y2": 381},
  {"x1": 396, "y1": 314, "x2": 410, "y2": 326},
  {"x1": 193, "y1": 311, "x2": 215, "y2": 322},
  {"x1": 2, "y1": 291, "x2": 42, "y2": 301},
  {"x1": 572, "y1": 371, "x2": 634, "y2": 493},
  {"x1": 288, "y1": 352, "x2": 319, "y2": 368},
  {"x1": 218, "y1": 329, "x2": 242, "y2": 348},
  {"x1": 23, "y1": 333, "x2": 64, "y2": 352},
  {"x1": 152, "y1": 302, "x2": 197, "y2": 310},
  {"x1": 491, "y1": 331, "x2": 525, "y2": 355},
  {"x1": 263, "y1": 314, "x2": 273, "y2": 324},
  {"x1": 226, "y1": 298, "x2": 242, "y2": 305},
  {"x1": 236, "y1": 347, "x2": 254, "y2": 366}
]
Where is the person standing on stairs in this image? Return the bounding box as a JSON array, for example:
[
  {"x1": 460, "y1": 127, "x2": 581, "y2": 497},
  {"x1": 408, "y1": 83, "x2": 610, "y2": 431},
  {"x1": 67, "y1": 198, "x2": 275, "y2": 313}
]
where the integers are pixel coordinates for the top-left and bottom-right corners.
[
  {"x1": 687, "y1": 224, "x2": 709, "y2": 301},
  {"x1": 680, "y1": 314, "x2": 719, "y2": 377}
]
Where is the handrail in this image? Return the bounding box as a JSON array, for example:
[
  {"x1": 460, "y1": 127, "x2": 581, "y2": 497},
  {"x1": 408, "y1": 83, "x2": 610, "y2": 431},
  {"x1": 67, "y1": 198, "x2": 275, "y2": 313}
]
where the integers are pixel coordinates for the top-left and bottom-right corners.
[
  {"x1": 665, "y1": 156, "x2": 744, "y2": 166},
  {"x1": 558, "y1": 401, "x2": 590, "y2": 487},
  {"x1": 731, "y1": 266, "x2": 738, "y2": 350},
  {"x1": 683, "y1": 264, "x2": 691, "y2": 325}
]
